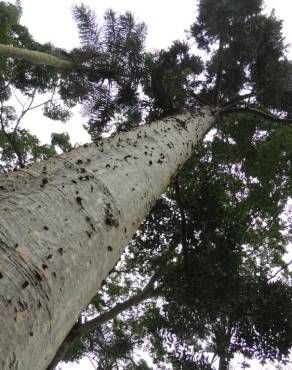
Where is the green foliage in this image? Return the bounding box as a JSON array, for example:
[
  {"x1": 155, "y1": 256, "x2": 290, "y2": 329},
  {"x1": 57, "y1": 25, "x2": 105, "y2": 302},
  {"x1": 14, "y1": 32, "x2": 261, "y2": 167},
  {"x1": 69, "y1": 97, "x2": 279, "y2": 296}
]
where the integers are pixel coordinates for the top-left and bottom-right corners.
[
  {"x1": 59, "y1": 5, "x2": 147, "y2": 138},
  {"x1": 143, "y1": 41, "x2": 203, "y2": 119},
  {"x1": 43, "y1": 102, "x2": 72, "y2": 122}
]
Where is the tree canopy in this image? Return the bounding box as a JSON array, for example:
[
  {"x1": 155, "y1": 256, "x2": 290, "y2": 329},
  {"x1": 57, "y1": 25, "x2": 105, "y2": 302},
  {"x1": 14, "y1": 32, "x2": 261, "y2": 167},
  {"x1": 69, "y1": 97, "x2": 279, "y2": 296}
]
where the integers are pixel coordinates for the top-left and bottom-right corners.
[{"x1": 0, "y1": 1, "x2": 292, "y2": 369}]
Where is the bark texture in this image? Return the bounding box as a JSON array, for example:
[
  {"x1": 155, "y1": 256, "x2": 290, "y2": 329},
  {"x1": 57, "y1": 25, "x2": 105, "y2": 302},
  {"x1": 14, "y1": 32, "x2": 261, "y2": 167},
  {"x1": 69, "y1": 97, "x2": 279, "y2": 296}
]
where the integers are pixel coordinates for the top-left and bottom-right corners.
[
  {"x1": 0, "y1": 108, "x2": 215, "y2": 370},
  {"x1": 0, "y1": 44, "x2": 75, "y2": 69}
]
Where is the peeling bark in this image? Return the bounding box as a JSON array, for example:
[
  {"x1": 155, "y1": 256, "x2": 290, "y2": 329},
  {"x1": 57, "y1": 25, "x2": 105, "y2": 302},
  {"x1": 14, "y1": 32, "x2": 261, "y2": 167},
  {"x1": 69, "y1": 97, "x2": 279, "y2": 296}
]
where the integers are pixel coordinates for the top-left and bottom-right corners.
[{"x1": 0, "y1": 107, "x2": 215, "y2": 370}]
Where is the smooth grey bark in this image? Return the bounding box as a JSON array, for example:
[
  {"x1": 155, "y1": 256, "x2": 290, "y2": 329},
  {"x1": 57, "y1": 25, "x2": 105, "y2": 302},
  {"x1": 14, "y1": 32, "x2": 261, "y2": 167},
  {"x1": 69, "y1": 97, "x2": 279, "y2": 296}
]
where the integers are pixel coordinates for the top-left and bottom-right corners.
[
  {"x1": 0, "y1": 44, "x2": 75, "y2": 69},
  {"x1": 0, "y1": 107, "x2": 215, "y2": 370}
]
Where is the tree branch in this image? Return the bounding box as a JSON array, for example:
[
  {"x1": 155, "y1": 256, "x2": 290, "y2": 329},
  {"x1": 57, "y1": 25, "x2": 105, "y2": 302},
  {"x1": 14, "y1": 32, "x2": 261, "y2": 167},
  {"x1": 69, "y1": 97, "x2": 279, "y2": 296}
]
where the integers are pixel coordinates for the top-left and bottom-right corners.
[
  {"x1": 268, "y1": 258, "x2": 292, "y2": 282},
  {"x1": 190, "y1": 92, "x2": 213, "y2": 107},
  {"x1": 222, "y1": 92, "x2": 255, "y2": 109},
  {"x1": 45, "y1": 274, "x2": 162, "y2": 370},
  {"x1": 0, "y1": 43, "x2": 75, "y2": 69},
  {"x1": 222, "y1": 107, "x2": 292, "y2": 125},
  {"x1": 174, "y1": 176, "x2": 189, "y2": 278},
  {"x1": 212, "y1": 38, "x2": 224, "y2": 106},
  {"x1": 0, "y1": 43, "x2": 120, "y2": 80}
]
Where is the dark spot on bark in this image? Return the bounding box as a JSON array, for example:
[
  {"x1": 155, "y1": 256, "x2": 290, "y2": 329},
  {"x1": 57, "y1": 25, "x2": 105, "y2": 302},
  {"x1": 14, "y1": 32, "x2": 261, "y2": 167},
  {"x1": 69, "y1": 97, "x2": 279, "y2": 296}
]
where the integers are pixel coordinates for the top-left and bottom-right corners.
[
  {"x1": 85, "y1": 216, "x2": 91, "y2": 222},
  {"x1": 43, "y1": 226, "x2": 49, "y2": 230},
  {"x1": 107, "y1": 246, "x2": 113, "y2": 251},
  {"x1": 71, "y1": 179, "x2": 77, "y2": 184},
  {"x1": 0, "y1": 185, "x2": 6, "y2": 190},
  {"x1": 144, "y1": 151, "x2": 148, "y2": 155},
  {"x1": 14, "y1": 243, "x2": 18, "y2": 248},
  {"x1": 42, "y1": 264, "x2": 48, "y2": 270},
  {"x1": 124, "y1": 227, "x2": 127, "y2": 233},
  {"x1": 124, "y1": 155, "x2": 132, "y2": 161},
  {"x1": 38, "y1": 205, "x2": 42, "y2": 208},
  {"x1": 76, "y1": 159, "x2": 83, "y2": 165},
  {"x1": 86, "y1": 230, "x2": 92, "y2": 238},
  {"x1": 105, "y1": 204, "x2": 119, "y2": 227},
  {"x1": 90, "y1": 185, "x2": 94, "y2": 192},
  {"x1": 76, "y1": 196, "x2": 83, "y2": 206},
  {"x1": 105, "y1": 164, "x2": 111, "y2": 168},
  {"x1": 132, "y1": 188, "x2": 135, "y2": 191},
  {"x1": 52, "y1": 272, "x2": 57, "y2": 278},
  {"x1": 29, "y1": 331, "x2": 34, "y2": 336},
  {"x1": 149, "y1": 160, "x2": 153, "y2": 166},
  {"x1": 58, "y1": 247, "x2": 64, "y2": 255},
  {"x1": 80, "y1": 168, "x2": 86, "y2": 173},
  {"x1": 35, "y1": 270, "x2": 43, "y2": 281},
  {"x1": 22, "y1": 281, "x2": 29, "y2": 289},
  {"x1": 46, "y1": 254, "x2": 52, "y2": 260},
  {"x1": 76, "y1": 191, "x2": 79, "y2": 194},
  {"x1": 40, "y1": 178, "x2": 48, "y2": 188},
  {"x1": 157, "y1": 159, "x2": 163, "y2": 164},
  {"x1": 0, "y1": 272, "x2": 3, "y2": 279}
]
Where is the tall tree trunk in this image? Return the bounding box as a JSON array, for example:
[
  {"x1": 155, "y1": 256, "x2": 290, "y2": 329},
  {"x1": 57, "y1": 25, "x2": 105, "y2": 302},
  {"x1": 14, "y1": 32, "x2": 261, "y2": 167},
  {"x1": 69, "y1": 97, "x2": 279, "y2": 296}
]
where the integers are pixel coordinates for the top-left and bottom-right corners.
[
  {"x1": 0, "y1": 43, "x2": 75, "y2": 69},
  {"x1": 0, "y1": 107, "x2": 215, "y2": 370}
]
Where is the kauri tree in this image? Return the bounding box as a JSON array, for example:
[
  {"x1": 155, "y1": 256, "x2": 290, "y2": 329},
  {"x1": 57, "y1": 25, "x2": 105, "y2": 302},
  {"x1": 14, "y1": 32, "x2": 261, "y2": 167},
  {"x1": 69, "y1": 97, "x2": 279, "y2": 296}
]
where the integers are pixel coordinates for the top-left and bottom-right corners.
[{"x1": 0, "y1": 1, "x2": 292, "y2": 370}]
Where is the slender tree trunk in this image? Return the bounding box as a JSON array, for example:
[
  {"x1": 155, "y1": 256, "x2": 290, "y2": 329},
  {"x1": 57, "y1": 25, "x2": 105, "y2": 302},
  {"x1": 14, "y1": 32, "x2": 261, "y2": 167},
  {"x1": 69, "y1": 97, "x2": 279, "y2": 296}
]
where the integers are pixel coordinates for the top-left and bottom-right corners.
[
  {"x1": 0, "y1": 43, "x2": 75, "y2": 69},
  {"x1": 0, "y1": 107, "x2": 215, "y2": 370},
  {"x1": 218, "y1": 356, "x2": 229, "y2": 370}
]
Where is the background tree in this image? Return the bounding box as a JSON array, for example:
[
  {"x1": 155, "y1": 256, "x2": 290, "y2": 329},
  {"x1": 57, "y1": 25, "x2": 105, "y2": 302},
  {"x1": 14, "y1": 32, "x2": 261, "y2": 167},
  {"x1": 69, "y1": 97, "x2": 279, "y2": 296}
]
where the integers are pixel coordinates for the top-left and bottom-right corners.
[{"x1": 0, "y1": 1, "x2": 73, "y2": 171}]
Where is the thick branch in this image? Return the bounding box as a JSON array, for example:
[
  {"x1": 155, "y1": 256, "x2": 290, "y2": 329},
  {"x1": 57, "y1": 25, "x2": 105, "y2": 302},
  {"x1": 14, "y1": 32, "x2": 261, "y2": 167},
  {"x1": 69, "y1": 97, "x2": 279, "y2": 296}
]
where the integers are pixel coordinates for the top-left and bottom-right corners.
[
  {"x1": 222, "y1": 107, "x2": 292, "y2": 125},
  {"x1": 0, "y1": 44, "x2": 75, "y2": 69},
  {"x1": 46, "y1": 277, "x2": 161, "y2": 370},
  {"x1": 0, "y1": 44, "x2": 120, "y2": 80}
]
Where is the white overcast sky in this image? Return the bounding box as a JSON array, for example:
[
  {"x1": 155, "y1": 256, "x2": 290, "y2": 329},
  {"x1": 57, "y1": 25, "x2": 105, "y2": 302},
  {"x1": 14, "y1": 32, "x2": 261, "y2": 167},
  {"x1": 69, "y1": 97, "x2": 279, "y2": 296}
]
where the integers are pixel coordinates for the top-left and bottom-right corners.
[{"x1": 11, "y1": 1, "x2": 292, "y2": 369}]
